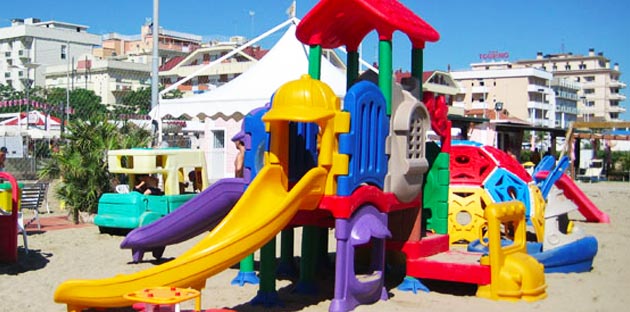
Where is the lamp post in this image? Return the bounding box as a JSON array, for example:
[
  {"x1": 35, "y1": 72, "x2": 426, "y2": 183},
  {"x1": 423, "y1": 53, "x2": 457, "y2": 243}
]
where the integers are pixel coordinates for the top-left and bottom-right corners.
[
  {"x1": 494, "y1": 101, "x2": 503, "y2": 120},
  {"x1": 494, "y1": 101, "x2": 503, "y2": 148},
  {"x1": 9, "y1": 63, "x2": 40, "y2": 130}
]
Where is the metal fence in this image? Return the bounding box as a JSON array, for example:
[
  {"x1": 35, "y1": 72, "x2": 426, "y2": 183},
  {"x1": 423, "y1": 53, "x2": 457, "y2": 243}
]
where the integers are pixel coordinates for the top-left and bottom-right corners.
[{"x1": 3, "y1": 136, "x2": 54, "y2": 180}]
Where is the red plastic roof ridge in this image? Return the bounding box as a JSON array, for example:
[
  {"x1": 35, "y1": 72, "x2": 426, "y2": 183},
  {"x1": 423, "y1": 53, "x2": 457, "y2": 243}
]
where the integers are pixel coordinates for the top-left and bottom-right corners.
[{"x1": 297, "y1": 0, "x2": 439, "y2": 50}]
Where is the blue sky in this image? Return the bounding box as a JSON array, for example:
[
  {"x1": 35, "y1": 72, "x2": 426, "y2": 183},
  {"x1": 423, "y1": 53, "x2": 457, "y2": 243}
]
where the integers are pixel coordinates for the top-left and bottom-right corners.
[{"x1": 3, "y1": 0, "x2": 629, "y2": 119}]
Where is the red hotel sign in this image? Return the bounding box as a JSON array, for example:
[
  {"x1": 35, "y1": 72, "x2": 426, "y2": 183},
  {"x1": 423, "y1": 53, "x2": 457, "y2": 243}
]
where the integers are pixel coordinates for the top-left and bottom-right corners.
[{"x1": 479, "y1": 50, "x2": 509, "y2": 61}]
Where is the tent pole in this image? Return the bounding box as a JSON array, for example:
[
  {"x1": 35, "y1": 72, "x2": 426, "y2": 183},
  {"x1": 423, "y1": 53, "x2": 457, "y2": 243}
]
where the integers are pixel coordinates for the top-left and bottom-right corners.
[{"x1": 159, "y1": 18, "x2": 300, "y2": 97}]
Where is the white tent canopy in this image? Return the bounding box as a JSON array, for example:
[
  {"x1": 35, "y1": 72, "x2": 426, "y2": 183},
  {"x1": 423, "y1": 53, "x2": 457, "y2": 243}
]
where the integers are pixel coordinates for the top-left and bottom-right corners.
[
  {"x1": 150, "y1": 19, "x2": 347, "y2": 120},
  {"x1": 0, "y1": 110, "x2": 62, "y2": 139}
]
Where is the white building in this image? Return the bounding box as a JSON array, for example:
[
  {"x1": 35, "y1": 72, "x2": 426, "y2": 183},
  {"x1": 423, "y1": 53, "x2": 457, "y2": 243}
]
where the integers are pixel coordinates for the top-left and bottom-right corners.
[
  {"x1": 45, "y1": 57, "x2": 151, "y2": 107},
  {"x1": 0, "y1": 18, "x2": 101, "y2": 91},
  {"x1": 451, "y1": 62, "x2": 556, "y2": 127},
  {"x1": 159, "y1": 38, "x2": 264, "y2": 97},
  {"x1": 516, "y1": 49, "x2": 627, "y2": 121},
  {"x1": 551, "y1": 77, "x2": 580, "y2": 128}
]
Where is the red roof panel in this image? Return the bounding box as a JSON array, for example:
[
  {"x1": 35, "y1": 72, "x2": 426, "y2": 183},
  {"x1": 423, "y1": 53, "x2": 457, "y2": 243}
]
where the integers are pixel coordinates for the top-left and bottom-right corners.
[{"x1": 297, "y1": 0, "x2": 439, "y2": 50}]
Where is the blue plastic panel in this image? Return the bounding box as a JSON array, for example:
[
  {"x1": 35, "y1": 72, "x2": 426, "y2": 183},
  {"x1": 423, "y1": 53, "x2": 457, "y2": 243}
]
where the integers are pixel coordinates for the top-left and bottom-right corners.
[
  {"x1": 338, "y1": 81, "x2": 389, "y2": 196},
  {"x1": 484, "y1": 168, "x2": 532, "y2": 218}
]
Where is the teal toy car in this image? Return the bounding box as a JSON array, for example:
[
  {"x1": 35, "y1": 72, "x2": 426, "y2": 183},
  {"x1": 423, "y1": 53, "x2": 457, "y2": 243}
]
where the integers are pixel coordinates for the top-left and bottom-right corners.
[{"x1": 94, "y1": 148, "x2": 208, "y2": 233}]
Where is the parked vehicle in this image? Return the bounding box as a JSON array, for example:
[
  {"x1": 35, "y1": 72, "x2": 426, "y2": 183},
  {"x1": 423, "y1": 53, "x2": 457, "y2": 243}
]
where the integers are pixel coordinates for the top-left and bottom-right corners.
[{"x1": 94, "y1": 148, "x2": 208, "y2": 233}]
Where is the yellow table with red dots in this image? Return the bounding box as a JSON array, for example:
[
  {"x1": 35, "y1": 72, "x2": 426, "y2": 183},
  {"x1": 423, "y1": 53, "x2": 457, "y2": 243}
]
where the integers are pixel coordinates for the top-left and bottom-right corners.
[{"x1": 124, "y1": 287, "x2": 201, "y2": 312}]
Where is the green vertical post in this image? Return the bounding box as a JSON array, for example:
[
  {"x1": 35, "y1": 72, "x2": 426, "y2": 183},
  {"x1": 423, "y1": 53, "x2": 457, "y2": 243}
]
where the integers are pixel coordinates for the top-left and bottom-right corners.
[
  {"x1": 411, "y1": 47, "x2": 424, "y2": 100},
  {"x1": 231, "y1": 254, "x2": 258, "y2": 286},
  {"x1": 308, "y1": 45, "x2": 322, "y2": 80},
  {"x1": 251, "y1": 238, "x2": 281, "y2": 307},
  {"x1": 241, "y1": 254, "x2": 254, "y2": 272},
  {"x1": 297, "y1": 226, "x2": 319, "y2": 294},
  {"x1": 378, "y1": 40, "x2": 393, "y2": 115},
  {"x1": 296, "y1": 44, "x2": 324, "y2": 293},
  {"x1": 347, "y1": 50, "x2": 359, "y2": 89},
  {"x1": 259, "y1": 238, "x2": 277, "y2": 292}
]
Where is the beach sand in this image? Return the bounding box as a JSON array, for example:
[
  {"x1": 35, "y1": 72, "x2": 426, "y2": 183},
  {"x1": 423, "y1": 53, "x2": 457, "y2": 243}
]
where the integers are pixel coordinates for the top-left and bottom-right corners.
[{"x1": 1, "y1": 180, "x2": 628, "y2": 312}]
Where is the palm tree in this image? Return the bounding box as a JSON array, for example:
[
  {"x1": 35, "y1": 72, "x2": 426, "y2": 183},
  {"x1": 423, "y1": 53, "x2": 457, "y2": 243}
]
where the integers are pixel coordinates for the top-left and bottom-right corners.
[{"x1": 39, "y1": 115, "x2": 152, "y2": 223}]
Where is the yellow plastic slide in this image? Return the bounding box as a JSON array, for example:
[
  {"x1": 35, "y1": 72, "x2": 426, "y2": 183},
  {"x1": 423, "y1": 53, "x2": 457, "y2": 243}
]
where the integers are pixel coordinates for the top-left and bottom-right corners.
[{"x1": 54, "y1": 165, "x2": 327, "y2": 310}]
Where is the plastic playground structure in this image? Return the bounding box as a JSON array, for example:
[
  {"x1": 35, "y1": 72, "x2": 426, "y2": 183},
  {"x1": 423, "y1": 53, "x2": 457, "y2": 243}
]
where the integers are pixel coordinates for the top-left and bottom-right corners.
[
  {"x1": 94, "y1": 148, "x2": 209, "y2": 233},
  {"x1": 53, "y1": 0, "x2": 605, "y2": 311}
]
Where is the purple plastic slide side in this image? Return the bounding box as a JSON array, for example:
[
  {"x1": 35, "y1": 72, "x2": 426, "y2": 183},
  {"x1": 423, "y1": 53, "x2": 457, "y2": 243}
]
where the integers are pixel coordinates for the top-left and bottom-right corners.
[{"x1": 120, "y1": 178, "x2": 246, "y2": 259}]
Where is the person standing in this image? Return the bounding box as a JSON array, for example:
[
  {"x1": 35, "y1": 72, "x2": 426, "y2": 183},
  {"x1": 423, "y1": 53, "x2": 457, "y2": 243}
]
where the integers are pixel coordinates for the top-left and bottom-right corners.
[
  {"x1": 234, "y1": 140, "x2": 246, "y2": 178},
  {"x1": 0, "y1": 146, "x2": 7, "y2": 172},
  {"x1": 604, "y1": 142, "x2": 612, "y2": 177},
  {"x1": 530, "y1": 147, "x2": 541, "y2": 166}
]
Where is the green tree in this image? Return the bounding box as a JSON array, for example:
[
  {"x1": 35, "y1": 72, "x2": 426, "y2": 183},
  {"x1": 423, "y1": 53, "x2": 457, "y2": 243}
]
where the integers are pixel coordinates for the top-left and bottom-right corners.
[
  {"x1": 122, "y1": 87, "x2": 151, "y2": 114},
  {"x1": 38, "y1": 116, "x2": 152, "y2": 223},
  {"x1": 162, "y1": 88, "x2": 184, "y2": 99},
  {"x1": 0, "y1": 83, "x2": 15, "y2": 99},
  {"x1": 44, "y1": 87, "x2": 106, "y2": 120}
]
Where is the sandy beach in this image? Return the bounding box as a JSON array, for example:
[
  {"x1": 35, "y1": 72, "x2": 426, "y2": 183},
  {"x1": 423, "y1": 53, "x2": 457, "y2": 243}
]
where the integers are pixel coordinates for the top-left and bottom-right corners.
[{"x1": 1, "y1": 180, "x2": 629, "y2": 312}]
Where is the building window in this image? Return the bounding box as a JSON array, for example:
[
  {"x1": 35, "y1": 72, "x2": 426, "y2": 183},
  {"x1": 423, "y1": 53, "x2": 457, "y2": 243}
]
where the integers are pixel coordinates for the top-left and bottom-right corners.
[
  {"x1": 61, "y1": 45, "x2": 67, "y2": 60},
  {"x1": 579, "y1": 63, "x2": 587, "y2": 70},
  {"x1": 586, "y1": 101, "x2": 595, "y2": 107},
  {"x1": 584, "y1": 76, "x2": 595, "y2": 82},
  {"x1": 584, "y1": 89, "x2": 595, "y2": 94},
  {"x1": 212, "y1": 130, "x2": 225, "y2": 149},
  {"x1": 565, "y1": 64, "x2": 571, "y2": 70}
]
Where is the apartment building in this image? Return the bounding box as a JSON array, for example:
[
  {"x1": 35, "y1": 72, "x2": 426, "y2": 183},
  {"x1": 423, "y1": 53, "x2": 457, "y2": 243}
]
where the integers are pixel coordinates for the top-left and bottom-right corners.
[
  {"x1": 94, "y1": 21, "x2": 202, "y2": 65},
  {"x1": 551, "y1": 77, "x2": 580, "y2": 128},
  {"x1": 451, "y1": 62, "x2": 559, "y2": 127},
  {"x1": 159, "y1": 38, "x2": 266, "y2": 96},
  {"x1": 516, "y1": 49, "x2": 626, "y2": 121},
  {"x1": 0, "y1": 18, "x2": 101, "y2": 91},
  {"x1": 45, "y1": 57, "x2": 151, "y2": 107}
]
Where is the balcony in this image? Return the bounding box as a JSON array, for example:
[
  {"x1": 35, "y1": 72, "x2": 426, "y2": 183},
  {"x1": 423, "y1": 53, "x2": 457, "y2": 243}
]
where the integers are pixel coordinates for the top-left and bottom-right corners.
[
  {"x1": 556, "y1": 105, "x2": 578, "y2": 115},
  {"x1": 531, "y1": 118, "x2": 552, "y2": 127},
  {"x1": 527, "y1": 101, "x2": 552, "y2": 111},
  {"x1": 452, "y1": 101, "x2": 466, "y2": 109},
  {"x1": 471, "y1": 86, "x2": 488, "y2": 94},
  {"x1": 527, "y1": 85, "x2": 549, "y2": 93},
  {"x1": 607, "y1": 106, "x2": 626, "y2": 113},
  {"x1": 609, "y1": 93, "x2": 626, "y2": 101},
  {"x1": 581, "y1": 80, "x2": 599, "y2": 88},
  {"x1": 471, "y1": 101, "x2": 490, "y2": 110},
  {"x1": 610, "y1": 80, "x2": 627, "y2": 89},
  {"x1": 579, "y1": 106, "x2": 598, "y2": 115}
]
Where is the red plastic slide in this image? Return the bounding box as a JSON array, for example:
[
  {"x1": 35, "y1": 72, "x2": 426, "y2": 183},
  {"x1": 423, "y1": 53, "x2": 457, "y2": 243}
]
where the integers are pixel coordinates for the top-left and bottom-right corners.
[{"x1": 535, "y1": 171, "x2": 610, "y2": 223}]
